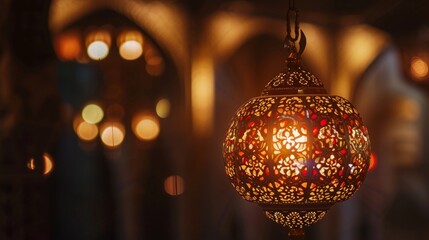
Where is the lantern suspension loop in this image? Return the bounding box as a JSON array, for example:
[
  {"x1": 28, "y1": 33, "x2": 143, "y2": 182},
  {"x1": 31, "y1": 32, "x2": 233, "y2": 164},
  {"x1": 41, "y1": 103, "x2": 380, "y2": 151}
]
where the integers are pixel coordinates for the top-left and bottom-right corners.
[
  {"x1": 286, "y1": 1, "x2": 299, "y2": 42},
  {"x1": 284, "y1": 0, "x2": 307, "y2": 68}
]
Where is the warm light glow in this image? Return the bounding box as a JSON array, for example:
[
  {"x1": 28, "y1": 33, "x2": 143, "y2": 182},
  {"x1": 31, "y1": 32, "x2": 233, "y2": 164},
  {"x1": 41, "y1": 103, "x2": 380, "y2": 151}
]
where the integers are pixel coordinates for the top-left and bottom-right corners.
[
  {"x1": 118, "y1": 30, "x2": 144, "y2": 60},
  {"x1": 82, "y1": 104, "x2": 104, "y2": 124},
  {"x1": 164, "y1": 175, "x2": 185, "y2": 196},
  {"x1": 55, "y1": 32, "x2": 81, "y2": 61},
  {"x1": 100, "y1": 122, "x2": 125, "y2": 148},
  {"x1": 410, "y1": 57, "x2": 429, "y2": 79},
  {"x1": 369, "y1": 152, "x2": 377, "y2": 171},
  {"x1": 336, "y1": 25, "x2": 387, "y2": 98},
  {"x1": 192, "y1": 56, "x2": 214, "y2": 136},
  {"x1": 132, "y1": 114, "x2": 160, "y2": 141},
  {"x1": 397, "y1": 98, "x2": 421, "y2": 122},
  {"x1": 27, "y1": 153, "x2": 54, "y2": 175},
  {"x1": 86, "y1": 30, "x2": 111, "y2": 61},
  {"x1": 87, "y1": 41, "x2": 109, "y2": 60},
  {"x1": 120, "y1": 40, "x2": 143, "y2": 60},
  {"x1": 156, "y1": 98, "x2": 170, "y2": 118},
  {"x1": 76, "y1": 121, "x2": 98, "y2": 141}
]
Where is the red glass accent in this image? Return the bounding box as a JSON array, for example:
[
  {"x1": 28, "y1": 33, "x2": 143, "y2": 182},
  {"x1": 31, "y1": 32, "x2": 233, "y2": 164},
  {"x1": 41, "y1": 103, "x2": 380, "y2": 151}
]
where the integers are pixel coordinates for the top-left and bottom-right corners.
[
  {"x1": 313, "y1": 127, "x2": 319, "y2": 136},
  {"x1": 368, "y1": 152, "x2": 377, "y2": 171},
  {"x1": 361, "y1": 126, "x2": 367, "y2": 134},
  {"x1": 302, "y1": 168, "x2": 307, "y2": 176},
  {"x1": 320, "y1": 119, "x2": 327, "y2": 126},
  {"x1": 312, "y1": 169, "x2": 318, "y2": 176}
]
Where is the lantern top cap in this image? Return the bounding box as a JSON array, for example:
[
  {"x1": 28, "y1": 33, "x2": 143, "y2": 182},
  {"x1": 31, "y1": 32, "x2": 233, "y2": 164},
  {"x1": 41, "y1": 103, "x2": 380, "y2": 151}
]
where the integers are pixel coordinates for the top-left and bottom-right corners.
[
  {"x1": 262, "y1": 0, "x2": 326, "y2": 96},
  {"x1": 261, "y1": 68, "x2": 327, "y2": 95}
]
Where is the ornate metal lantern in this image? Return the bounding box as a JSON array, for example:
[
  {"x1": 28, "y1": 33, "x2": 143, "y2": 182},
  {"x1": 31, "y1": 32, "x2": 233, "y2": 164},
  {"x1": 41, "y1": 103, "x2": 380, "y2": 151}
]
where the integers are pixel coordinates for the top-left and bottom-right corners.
[{"x1": 222, "y1": 1, "x2": 371, "y2": 239}]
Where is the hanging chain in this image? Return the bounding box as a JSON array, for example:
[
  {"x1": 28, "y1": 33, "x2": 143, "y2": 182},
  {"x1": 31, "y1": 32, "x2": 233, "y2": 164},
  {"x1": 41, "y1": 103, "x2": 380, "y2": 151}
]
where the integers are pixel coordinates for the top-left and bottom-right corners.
[
  {"x1": 284, "y1": 0, "x2": 306, "y2": 67},
  {"x1": 286, "y1": 0, "x2": 299, "y2": 42}
]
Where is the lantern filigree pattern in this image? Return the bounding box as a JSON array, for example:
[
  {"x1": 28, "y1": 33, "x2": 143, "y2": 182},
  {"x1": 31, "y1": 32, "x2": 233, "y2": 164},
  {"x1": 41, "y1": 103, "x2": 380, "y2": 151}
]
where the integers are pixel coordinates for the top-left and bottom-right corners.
[
  {"x1": 223, "y1": 70, "x2": 371, "y2": 230},
  {"x1": 222, "y1": 2, "x2": 371, "y2": 236},
  {"x1": 265, "y1": 210, "x2": 327, "y2": 229}
]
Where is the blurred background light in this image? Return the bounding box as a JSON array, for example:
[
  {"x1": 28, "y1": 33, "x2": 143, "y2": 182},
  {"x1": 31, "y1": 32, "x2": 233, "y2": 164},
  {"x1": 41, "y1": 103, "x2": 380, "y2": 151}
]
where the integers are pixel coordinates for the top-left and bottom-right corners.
[
  {"x1": 82, "y1": 103, "x2": 104, "y2": 124},
  {"x1": 156, "y1": 98, "x2": 170, "y2": 118},
  {"x1": 76, "y1": 120, "x2": 99, "y2": 141},
  {"x1": 164, "y1": 175, "x2": 185, "y2": 196},
  {"x1": 118, "y1": 30, "x2": 143, "y2": 60},
  {"x1": 369, "y1": 152, "x2": 378, "y2": 171},
  {"x1": 100, "y1": 122, "x2": 125, "y2": 148},
  {"x1": 27, "y1": 153, "x2": 54, "y2": 176},
  {"x1": 132, "y1": 113, "x2": 160, "y2": 141},
  {"x1": 86, "y1": 30, "x2": 111, "y2": 61},
  {"x1": 55, "y1": 31, "x2": 81, "y2": 61},
  {"x1": 410, "y1": 56, "x2": 429, "y2": 80},
  {"x1": 87, "y1": 41, "x2": 109, "y2": 60}
]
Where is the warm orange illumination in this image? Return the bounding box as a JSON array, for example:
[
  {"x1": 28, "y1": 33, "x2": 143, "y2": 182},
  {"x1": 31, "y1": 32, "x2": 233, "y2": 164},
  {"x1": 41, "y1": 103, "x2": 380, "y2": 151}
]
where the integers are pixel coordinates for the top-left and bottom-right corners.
[
  {"x1": 55, "y1": 32, "x2": 81, "y2": 61},
  {"x1": 156, "y1": 98, "x2": 170, "y2": 118},
  {"x1": 410, "y1": 57, "x2": 429, "y2": 80},
  {"x1": 100, "y1": 122, "x2": 125, "y2": 148},
  {"x1": 369, "y1": 152, "x2": 378, "y2": 171},
  {"x1": 120, "y1": 40, "x2": 143, "y2": 60},
  {"x1": 118, "y1": 30, "x2": 144, "y2": 60},
  {"x1": 336, "y1": 25, "x2": 387, "y2": 98},
  {"x1": 164, "y1": 175, "x2": 185, "y2": 196},
  {"x1": 86, "y1": 30, "x2": 111, "y2": 61},
  {"x1": 76, "y1": 121, "x2": 98, "y2": 141},
  {"x1": 82, "y1": 104, "x2": 104, "y2": 124},
  {"x1": 132, "y1": 113, "x2": 160, "y2": 141},
  {"x1": 27, "y1": 153, "x2": 54, "y2": 175},
  {"x1": 192, "y1": 56, "x2": 214, "y2": 136}
]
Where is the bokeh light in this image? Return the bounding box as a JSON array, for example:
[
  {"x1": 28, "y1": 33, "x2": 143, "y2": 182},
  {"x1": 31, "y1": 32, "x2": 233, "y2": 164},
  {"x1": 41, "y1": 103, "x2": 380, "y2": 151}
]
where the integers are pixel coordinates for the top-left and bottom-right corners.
[
  {"x1": 82, "y1": 104, "x2": 104, "y2": 124},
  {"x1": 410, "y1": 57, "x2": 429, "y2": 80},
  {"x1": 27, "y1": 153, "x2": 54, "y2": 176},
  {"x1": 119, "y1": 40, "x2": 143, "y2": 60},
  {"x1": 76, "y1": 121, "x2": 98, "y2": 141},
  {"x1": 156, "y1": 98, "x2": 171, "y2": 118},
  {"x1": 164, "y1": 175, "x2": 185, "y2": 196},
  {"x1": 55, "y1": 32, "x2": 81, "y2": 61},
  {"x1": 100, "y1": 122, "x2": 125, "y2": 148},
  {"x1": 86, "y1": 30, "x2": 111, "y2": 61},
  {"x1": 118, "y1": 30, "x2": 143, "y2": 60},
  {"x1": 369, "y1": 152, "x2": 378, "y2": 171},
  {"x1": 87, "y1": 41, "x2": 109, "y2": 60},
  {"x1": 132, "y1": 113, "x2": 160, "y2": 141}
]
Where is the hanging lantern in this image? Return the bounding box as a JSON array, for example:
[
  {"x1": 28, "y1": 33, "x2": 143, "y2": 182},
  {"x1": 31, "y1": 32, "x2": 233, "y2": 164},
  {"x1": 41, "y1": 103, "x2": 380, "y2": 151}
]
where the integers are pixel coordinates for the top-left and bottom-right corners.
[{"x1": 222, "y1": 1, "x2": 371, "y2": 239}]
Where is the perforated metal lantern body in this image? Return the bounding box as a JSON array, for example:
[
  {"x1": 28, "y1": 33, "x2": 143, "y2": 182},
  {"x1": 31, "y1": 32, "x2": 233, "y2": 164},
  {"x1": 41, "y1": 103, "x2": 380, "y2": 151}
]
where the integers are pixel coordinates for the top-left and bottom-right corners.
[{"x1": 222, "y1": 66, "x2": 371, "y2": 230}]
